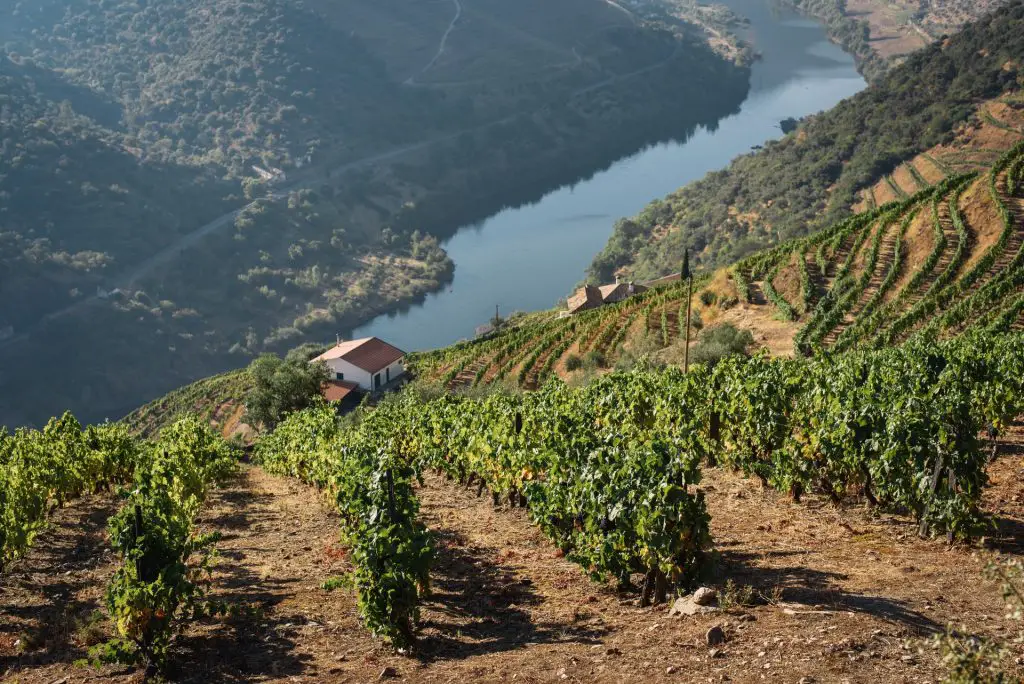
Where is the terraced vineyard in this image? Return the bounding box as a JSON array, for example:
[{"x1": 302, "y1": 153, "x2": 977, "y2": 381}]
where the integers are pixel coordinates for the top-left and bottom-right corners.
[
  {"x1": 412, "y1": 140, "x2": 1024, "y2": 388},
  {"x1": 411, "y1": 276, "x2": 708, "y2": 390}
]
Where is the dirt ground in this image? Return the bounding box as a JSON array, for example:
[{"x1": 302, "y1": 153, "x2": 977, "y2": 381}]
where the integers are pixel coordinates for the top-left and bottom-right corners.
[
  {"x1": 845, "y1": 0, "x2": 928, "y2": 60},
  {"x1": 881, "y1": 204, "x2": 934, "y2": 305},
  {"x1": 2, "y1": 444, "x2": 1022, "y2": 683}
]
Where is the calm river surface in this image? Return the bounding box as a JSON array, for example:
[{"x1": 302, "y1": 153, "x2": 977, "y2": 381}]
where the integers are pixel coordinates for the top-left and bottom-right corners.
[{"x1": 353, "y1": 0, "x2": 866, "y2": 351}]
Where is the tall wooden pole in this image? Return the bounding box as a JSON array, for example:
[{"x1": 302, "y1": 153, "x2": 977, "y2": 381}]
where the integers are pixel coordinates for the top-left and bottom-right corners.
[
  {"x1": 683, "y1": 275, "x2": 693, "y2": 374},
  {"x1": 681, "y1": 248, "x2": 693, "y2": 374}
]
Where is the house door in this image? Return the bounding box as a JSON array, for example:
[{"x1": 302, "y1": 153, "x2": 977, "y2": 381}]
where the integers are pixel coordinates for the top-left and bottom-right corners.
[
  {"x1": 374, "y1": 373, "x2": 381, "y2": 389},
  {"x1": 386, "y1": 367, "x2": 390, "y2": 383}
]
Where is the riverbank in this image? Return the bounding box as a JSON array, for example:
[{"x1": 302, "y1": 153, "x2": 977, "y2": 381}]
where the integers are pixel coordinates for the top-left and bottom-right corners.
[
  {"x1": 0, "y1": 15, "x2": 751, "y2": 427},
  {"x1": 350, "y1": 0, "x2": 866, "y2": 352}
]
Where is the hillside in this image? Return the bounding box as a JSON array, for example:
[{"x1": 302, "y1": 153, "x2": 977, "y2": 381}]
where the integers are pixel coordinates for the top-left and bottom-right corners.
[
  {"x1": 590, "y1": 1, "x2": 1024, "y2": 283},
  {"x1": 786, "y1": 0, "x2": 1013, "y2": 81},
  {"x1": 122, "y1": 130, "x2": 1024, "y2": 447},
  {"x1": 0, "y1": 0, "x2": 752, "y2": 427}
]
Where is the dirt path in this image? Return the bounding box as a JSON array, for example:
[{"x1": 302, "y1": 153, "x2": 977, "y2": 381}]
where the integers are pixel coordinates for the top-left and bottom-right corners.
[
  {"x1": 3, "y1": 454, "x2": 1022, "y2": 682},
  {"x1": 0, "y1": 493, "x2": 121, "y2": 678},
  {"x1": 405, "y1": 0, "x2": 463, "y2": 85}
]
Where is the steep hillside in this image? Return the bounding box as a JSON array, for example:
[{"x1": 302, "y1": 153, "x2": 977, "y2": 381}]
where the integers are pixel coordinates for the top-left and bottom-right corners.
[
  {"x1": 124, "y1": 131, "x2": 1024, "y2": 434},
  {"x1": 407, "y1": 138, "x2": 1024, "y2": 391},
  {"x1": 590, "y1": 1, "x2": 1024, "y2": 283},
  {"x1": 0, "y1": 0, "x2": 751, "y2": 427}
]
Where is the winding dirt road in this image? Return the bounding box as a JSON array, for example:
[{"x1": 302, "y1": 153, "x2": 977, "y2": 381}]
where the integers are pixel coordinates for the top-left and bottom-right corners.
[{"x1": 404, "y1": 0, "x2": 463, "y2": 85}]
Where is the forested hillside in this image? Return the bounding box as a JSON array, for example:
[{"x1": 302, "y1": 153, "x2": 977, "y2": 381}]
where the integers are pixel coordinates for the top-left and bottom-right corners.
[
  {"x1": 0, "y1": 0, "x2": 751, "y2": 426},
  {"x1": 1, "y1": 0, "x2": 432, "y2": 173},
  {"x1": 0, "y1": 62, "x2": 230, "y2": 330},
  {"x1": 591, "y1": 1, "x2": 1024, "y2": 282}
]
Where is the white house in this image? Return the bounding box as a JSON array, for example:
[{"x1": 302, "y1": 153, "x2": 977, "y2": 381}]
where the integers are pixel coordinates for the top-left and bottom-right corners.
[{"x1": 313, "y1": 337, "x2": 406, "y2": 391}]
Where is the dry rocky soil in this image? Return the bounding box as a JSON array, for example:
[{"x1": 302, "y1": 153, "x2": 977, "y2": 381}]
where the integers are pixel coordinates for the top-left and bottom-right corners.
[{"x1": 2, "y1": 430, "x2": 1023, "y2": 683}]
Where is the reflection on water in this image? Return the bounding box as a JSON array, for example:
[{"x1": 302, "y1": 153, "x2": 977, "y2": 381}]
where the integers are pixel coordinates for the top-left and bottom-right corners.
[{"x1": 353, "y1": 0, "x2": 866, "y2": 352}]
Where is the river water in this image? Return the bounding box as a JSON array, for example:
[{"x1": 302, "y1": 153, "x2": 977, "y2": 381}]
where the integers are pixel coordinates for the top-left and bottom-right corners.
[{"x1": 353, "y1": 0, "x2": 866, "y2": 351}]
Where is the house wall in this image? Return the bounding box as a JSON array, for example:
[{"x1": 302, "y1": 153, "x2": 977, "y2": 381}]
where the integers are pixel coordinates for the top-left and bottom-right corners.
[
  {"x1": 324, "y1": 358, "x2": 373, "y2": 390},
  {"x1": 323, "y1": 357, "x2": 405, "y2": 391}
]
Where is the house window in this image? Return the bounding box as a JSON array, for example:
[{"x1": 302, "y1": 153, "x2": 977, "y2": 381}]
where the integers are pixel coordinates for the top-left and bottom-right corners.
[
  {"x1": 374, "y1": 373, "x2": 381, "y2": 389},
  {"x1": 386, "y1": 367, "x2": 390, "y2": 383},
  {"x1": 335, "y1": 372, "x2": 344, "y2": 381}
]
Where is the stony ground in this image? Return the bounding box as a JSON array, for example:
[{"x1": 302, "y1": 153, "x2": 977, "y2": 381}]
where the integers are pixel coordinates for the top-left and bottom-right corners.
[{"x1": 1, "y1": 437, "x2": 1022, "y2": 683}]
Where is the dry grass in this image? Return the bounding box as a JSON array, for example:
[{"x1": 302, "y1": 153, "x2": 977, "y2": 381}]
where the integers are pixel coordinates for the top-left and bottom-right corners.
[
  {"x1": 845, "y1": 0, "x2": 929, "y2": 60},
  {"x1": 959, "y1": 175, "x2": 1005, "y2": 275},
  {"x1": 772, "y1": 252, "x2": 803, "y2": 313}
]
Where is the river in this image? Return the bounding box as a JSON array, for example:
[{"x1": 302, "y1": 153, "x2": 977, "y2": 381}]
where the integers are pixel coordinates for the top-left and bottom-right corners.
[{"x1": 352, "y1": 0, "x2": 866, "y2": 352}]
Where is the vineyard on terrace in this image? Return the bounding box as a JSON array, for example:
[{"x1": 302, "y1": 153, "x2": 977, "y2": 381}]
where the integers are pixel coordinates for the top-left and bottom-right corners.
[
  {"x1": 409, "y1": 133, "x2": 1024, "y2": 392},
  {"x1": 5, "y1": 90, "x2": 1024, "y2": 684}
]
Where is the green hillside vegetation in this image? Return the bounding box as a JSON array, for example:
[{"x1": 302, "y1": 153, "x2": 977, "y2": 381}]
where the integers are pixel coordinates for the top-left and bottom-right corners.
[
  {"x1": 120, "y1": 130, "x2": 1024, "y2": 445},
  {"x1": 7, "y1": 105, "x2": 1024, "y2": 684},
  {"x1": 0, "y1": 0, "x2": 752, "y2": 427},
  {"x1": 590, "y1": 1, "x2": 1024, "y2": 282},
  {"x1": 407, "y1": 139, "x2": 1024, "y2": 390},
  {"x1": 0, "y1": 62, "x2": 231, "y2": 330}
]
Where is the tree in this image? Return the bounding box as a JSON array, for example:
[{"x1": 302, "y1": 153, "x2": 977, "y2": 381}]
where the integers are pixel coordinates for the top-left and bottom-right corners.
[{"x1": 244, "y1": 352, "x2": 330, "y2": 430}]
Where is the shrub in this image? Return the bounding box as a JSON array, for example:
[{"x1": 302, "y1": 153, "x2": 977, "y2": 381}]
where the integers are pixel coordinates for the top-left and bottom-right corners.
[
  {"x1": 583, "y1": 350, "x2": 607, "y2": 370},
  {"x1": 689, "y1": 323, "x2": 754, "y2": 369},
  {"x1": 699, "y1": 290, "x2": 717, "y2": 306},
  {"x1": 565, "y1": 354, "x2": 583, "y2": 371}
]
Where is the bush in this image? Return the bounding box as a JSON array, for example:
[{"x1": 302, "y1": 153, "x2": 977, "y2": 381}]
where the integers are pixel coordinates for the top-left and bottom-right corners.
[
  {"x1": 244, "y1": 350, "x2": 330, "y2": 430},
  {"x1": 565, "y1": 354, "x2": 583, "y2": 371},
  {"x1": 689, "y1": 323, "x2": 754, "y2": 369},
  {"x1": 583, "y1": 350, "x2": 607, "y2": 370},
  {"x1": 719, "y1": 296, "x2": 739, "y2": 310},
  {"x1": 699, "y1": 290, "x2": 717, "y2": 306}
]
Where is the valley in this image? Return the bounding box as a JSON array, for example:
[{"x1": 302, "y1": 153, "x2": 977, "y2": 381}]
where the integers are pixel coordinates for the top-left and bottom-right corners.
[
  {"x1": 0, "y1": 0, "x2": 751, "y2": 427},
  {"x1": 3, "y1": 4, "x2": 1024, "y2": 682}
]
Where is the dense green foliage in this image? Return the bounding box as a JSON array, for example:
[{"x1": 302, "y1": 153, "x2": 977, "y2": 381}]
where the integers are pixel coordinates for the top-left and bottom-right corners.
[
  {"x1": 689, "y1": 323, "x2": 754, "y2": 368},
  {"x1": 104, "y1": 417, "x2": 236, "y2": 671},
  {"x1": 591, "y1": 2, "x2": 1024, "y2": 282},
  {"x1": 254, "y1": 327, "x2": 1024, "y2": 645},
  {"x1": 244, "y1": 348, "x2": 331, "y2": 431},
  {"x1": 0, "y1": 414, "x2": 139, "y2": 568},
  {"x1": 256, "y1": 401, "x2": 432, "y2": 647}
]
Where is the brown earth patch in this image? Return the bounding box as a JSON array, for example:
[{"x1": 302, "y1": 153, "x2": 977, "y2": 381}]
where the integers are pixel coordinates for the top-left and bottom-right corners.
[
  {"x1": 882, "y1": 204, "x2": 935, "y2": 305},
  {"x1": 3, "y1": 447, "x2": 1024, "y2": 683},
  {"x1": 914, "y1": 156, "x2": 946, "y2": 185},
  {"x1": 771, "y1": 252, "x2": 803, "y2": 313},
  {"x1": 959, "y1": 175, "x2": 1005, "y2": 275},
  {"x1": 713, "y1": 298, "x2": 799, "y2": 358},
  {"x1": 871, "y1": 177, "x2": 900, "y2": 207},
  {"x1": 844, "y1": 0, "x2": 929, "y2": 60},
  {"x1": 891, "y1": 164, "x2": 920, "y2": 195}
]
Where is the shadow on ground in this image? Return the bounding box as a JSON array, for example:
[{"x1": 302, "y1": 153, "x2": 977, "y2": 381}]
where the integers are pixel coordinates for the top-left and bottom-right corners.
[
  {"x1": 719, "y1": 545, "x2": 941, "y2": 634},
  {"x1": 415, "y1": 527, "x2": 607, "y2": 661},
  {"x1": 168, "y1": 482, "x2": 313, "y2": 682},
  {"x1": 0, "y1": 496, "x2": 118, "y2": 673}
]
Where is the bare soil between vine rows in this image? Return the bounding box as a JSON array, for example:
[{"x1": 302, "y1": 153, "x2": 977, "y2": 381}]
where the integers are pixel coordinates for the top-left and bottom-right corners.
[{"x1": 2, "y1": 441, "x2": 1022, "y2": 683}]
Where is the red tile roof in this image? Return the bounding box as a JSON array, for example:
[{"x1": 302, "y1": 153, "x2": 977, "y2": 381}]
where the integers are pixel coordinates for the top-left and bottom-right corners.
[
  {"x1": 314, "y1": 337, "x2": 405, "y2": 373},
  {"x1": 321, "y1": 379, "x2": 361, "y2": 403}
]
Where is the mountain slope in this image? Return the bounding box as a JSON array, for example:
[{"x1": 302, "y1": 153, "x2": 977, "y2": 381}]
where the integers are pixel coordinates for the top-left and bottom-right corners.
[
  {"x1": 405, "y1": 137, "x2": 1024, "y2": 392},
  {"x1": 0, "y1": 0, "x2": 751, "y2": 427},
  {"x1": 590, "y1": 1, "x2": 1024, "y2": 283}
]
